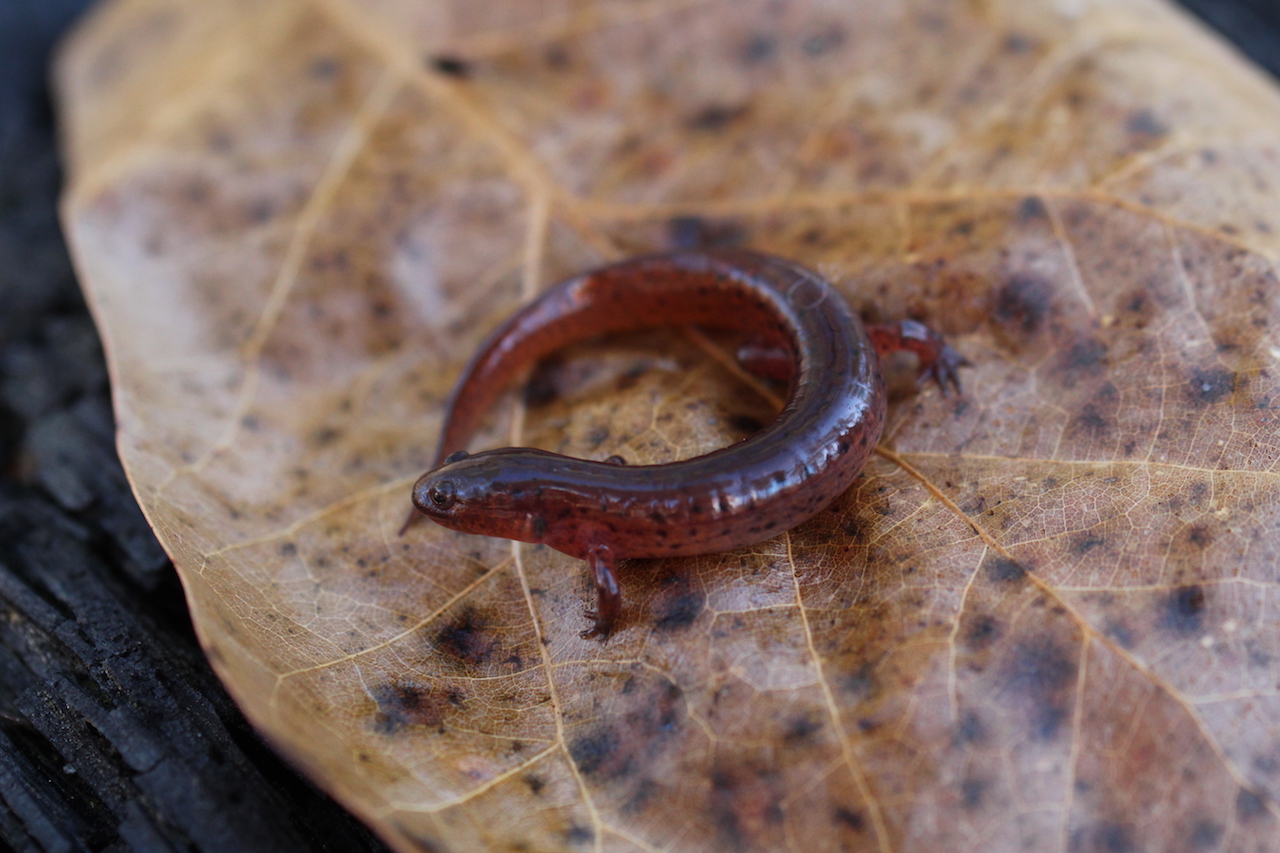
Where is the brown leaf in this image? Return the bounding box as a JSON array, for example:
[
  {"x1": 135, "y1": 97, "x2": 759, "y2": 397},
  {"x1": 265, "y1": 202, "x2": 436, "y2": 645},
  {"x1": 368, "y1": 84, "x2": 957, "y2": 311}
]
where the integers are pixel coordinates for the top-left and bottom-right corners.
[{"x1": 57, "y1": 1, "x2": 1280, "y2": 850}]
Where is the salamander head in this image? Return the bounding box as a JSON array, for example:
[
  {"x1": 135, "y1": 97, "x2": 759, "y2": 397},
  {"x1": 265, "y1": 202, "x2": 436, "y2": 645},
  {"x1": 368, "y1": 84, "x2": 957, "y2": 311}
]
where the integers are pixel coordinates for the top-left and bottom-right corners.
[{"x1": 412, "y1": 448, "x2": 557, "y2": 544}]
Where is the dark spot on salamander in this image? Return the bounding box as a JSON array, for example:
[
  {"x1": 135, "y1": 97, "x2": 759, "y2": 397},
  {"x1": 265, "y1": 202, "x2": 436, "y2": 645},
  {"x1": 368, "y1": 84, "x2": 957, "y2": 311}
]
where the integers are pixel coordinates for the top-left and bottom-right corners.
[
  {"x1": 531, "y1": 516, "x2": 548, "y2": 538},
  {"x1": 1163, "y1": 585, "x2": 1207, "y2": 636}
]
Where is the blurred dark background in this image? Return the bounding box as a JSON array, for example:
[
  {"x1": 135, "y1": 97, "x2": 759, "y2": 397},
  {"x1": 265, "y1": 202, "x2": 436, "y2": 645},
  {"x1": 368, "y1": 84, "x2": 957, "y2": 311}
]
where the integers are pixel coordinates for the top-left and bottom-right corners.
[{"x1": 0, "y1": 1, "x2": 1276, "y2": 850}]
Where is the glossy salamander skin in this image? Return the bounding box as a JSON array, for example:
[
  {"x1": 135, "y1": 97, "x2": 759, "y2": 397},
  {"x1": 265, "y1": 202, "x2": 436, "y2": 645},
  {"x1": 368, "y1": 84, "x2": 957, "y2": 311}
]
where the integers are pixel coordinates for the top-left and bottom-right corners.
[{"x1": 409, "y1": 250, "x2": 965, "y2": 639}]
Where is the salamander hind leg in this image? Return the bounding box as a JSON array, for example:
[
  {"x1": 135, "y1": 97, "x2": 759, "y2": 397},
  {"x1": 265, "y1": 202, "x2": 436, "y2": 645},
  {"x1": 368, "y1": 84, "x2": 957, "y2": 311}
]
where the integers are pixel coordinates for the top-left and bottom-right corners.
[
  {"x1": 867, "y1": 319, "x2": 970, "y2": 395},
  {"x1": 580, "y1": 545, "x2": 622, "y2": 641}
]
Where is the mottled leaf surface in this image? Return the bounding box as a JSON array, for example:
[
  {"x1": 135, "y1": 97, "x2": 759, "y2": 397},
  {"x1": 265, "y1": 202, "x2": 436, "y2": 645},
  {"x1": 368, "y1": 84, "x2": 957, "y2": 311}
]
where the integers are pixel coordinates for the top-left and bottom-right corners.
[{"x1": 58, "y1": 1, "x2": 1280, "y2": 850}]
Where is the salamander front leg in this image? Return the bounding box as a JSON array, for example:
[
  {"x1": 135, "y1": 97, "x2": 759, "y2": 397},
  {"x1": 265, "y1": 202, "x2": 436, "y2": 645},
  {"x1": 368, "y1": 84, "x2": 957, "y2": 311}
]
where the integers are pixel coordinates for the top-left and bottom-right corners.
[
  {"x1": 580, "y1": 545, "x2": 622, "y2": 641},
  {"x1": 867, "y1": 319, "x2": 970, "y2": 395}
]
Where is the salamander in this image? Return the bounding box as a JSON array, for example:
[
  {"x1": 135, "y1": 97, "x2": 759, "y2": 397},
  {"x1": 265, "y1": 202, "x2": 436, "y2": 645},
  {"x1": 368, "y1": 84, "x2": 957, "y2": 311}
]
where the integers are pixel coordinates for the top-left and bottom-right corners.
[{"x1": 406, "y1": 250, "x2": 966, "y2": 639}]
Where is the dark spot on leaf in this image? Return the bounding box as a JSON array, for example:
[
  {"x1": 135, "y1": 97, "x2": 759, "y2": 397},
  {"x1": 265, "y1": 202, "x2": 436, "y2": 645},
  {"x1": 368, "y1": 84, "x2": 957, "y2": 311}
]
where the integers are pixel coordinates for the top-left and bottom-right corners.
[
  {"x1": 1017, "y1": 196, "x2": 1047, "y2": 221},
  {"x1": 1004, "y1": 636, "x2": 1077, "y2": 741},
  {"x1": 586, "y1": 425, "x2": 609, "y2": 448},
  {"x1": 622, "y1": 779, "x2": 658, "y2": 815},
  {"x1": 564, "y1": 824, "x2": 593, "y2": 845},
  {"x1": 1237, "y1": 788, "x2": 1266, "y2": 819},
  {"x1": 994, "y1": 274, "x2": 1053, "y2": 335},
  {"x1": 801, "y1": 26, "x2": 845, "y2": 56},
  {"x1": 840, "y1": 519, "x2": 866, "y2": 543},
  {"x1": 1186, "y1": 525, "x2": 1212, "y2": 548},
  {"x1": 1084, "y1": 822, "x2": 1137, "y2": 853},
  {"x1": 685, "y1": 103, "x2": 749, "y2": 131},
  {"x1": 1055, "y1": 338, "x2": 1109, "y2": 383},
  {"x1": 955, "y1": 710, "x2": 986, "y2": 745},
  {"x1": 1187, "y1": 367, "x2": 1235, "y2": 406},
  {"x1": 568, "y1": 727, "x2": 619, "y2": 777},
  {"x1": 667, "y1": 215, "x2": 747, "y2": 250},
  {"x1": 309, "y1": 57, "x2": 340, "y2": 79},
  {"x1": 370, "y1": 681, "x2": 455, "y2": 734},
  {"x1": 1004, "y1": 33, "x2": 1034, "y2": 53},
  {"x1": 784, "y1": 715, "x2": 822, "y2": 743},
  {"x1": 833, "y1": 807, "x2": 864, "y2": 831},
  {"x1": 428, "y1": 55, "x2": 471, "y2": 78},
  {"x1": 1071, "y1": 533, "x2": 1105, "y2": 555},
  {"x1": 985, "y1": 556, "x2": 1026, "y2": 583},
  {"x1": 1105, "y1": 621, "x2": 1134, "y2": 649},
  {"x1": 842, "y1": 665, "x2": 875, "y2": 700},
  {"x1": 1190, "y1": 820, "x2": 1224, "y2": 849},
  {"x1": 523, "y1": 361, "x2": 561, "y2": 406},
  {"x1": 1163, "y1": 585, "x2": 1207, "y2": 636},
  {"x1": 960, "y1": 776, "x2": 986, "y2": 810},
  {"x1": 434, "y1": 607, "x2": 497, "y2": 665},
  {"x1": 653, "y1": 585, "x2": 702, "y2": 631},
  {"x1": 279, "y1": 541, "x2": 297, "y2": 557},
  {"x1": 742, "y1": 34, "x2": 777, "y2": 63},
  {"x1": 710, "y1": 762, "x2": 784, "y2": 848},
  {"x1": 1125, "y1": 108, "x2": 1168, "y2": 138},
  {"x1": 729, "y1": 413, "x2": 765, "y2": 435},
  {"x1": 524, "y1": 774, "x2": 545, "y2": 795},
  {"x1": 1067, "y1": 403, "x2": 1112, "y2": 441},
  {"x1": 966, "y1": 614, "x2": 1001, "y2": 650}
]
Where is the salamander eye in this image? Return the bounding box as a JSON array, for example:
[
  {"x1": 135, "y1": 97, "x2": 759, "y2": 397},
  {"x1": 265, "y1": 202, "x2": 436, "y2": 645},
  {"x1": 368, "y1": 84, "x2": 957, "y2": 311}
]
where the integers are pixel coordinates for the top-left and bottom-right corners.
[{"x1": 428, "y1": 480, "x2": 456, "y2": 510}]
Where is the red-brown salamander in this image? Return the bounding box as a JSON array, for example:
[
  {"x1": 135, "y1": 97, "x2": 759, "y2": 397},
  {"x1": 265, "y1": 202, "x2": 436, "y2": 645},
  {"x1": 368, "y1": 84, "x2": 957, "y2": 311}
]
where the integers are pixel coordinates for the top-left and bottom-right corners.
[{"x1": 408, "y1": 250, "x2": 965, "y2": 639}]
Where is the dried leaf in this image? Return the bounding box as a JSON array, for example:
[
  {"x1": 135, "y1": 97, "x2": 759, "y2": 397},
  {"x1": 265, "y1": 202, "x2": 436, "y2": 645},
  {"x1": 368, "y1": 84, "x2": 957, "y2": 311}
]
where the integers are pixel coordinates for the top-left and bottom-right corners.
[{"x1": 58, "y1": 0, "x2": 1280, "y2": 850}]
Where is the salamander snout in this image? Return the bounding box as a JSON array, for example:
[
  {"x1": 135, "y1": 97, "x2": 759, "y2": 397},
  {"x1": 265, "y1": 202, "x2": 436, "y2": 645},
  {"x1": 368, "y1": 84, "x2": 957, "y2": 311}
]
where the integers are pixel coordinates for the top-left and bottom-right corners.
[{"x1": 411, "y1": 449, "x2": 550, "y2": 543}]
